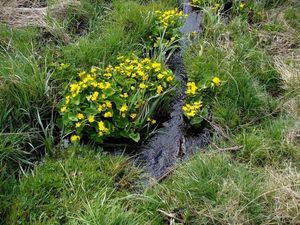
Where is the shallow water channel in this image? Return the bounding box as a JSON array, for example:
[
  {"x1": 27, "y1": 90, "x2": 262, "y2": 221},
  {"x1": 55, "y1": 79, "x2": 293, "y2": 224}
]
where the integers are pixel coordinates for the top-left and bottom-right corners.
[
  {"x1": 104, "y1": 0, "x2": 211, "y2": 181},
  {"x1": 140, "y1": 0, "x2": 211, "y2": 180}
]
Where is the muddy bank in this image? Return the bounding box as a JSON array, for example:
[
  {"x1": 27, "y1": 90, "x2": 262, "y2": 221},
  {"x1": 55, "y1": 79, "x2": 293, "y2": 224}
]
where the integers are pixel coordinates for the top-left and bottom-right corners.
[{"x1": 140, "y1": 0, "x2": 211, "y2": 180}]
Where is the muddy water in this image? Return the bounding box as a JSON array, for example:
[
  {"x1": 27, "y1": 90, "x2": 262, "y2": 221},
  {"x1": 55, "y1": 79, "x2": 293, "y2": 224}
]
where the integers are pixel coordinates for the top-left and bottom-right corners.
[{"x1": 140, "y1": 0, "x2": 211, "y2": 180}]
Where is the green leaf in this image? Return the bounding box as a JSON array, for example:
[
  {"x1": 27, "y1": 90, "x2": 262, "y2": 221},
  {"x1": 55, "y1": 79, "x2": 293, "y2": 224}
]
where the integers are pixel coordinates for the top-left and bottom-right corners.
[
  {"x1": 68, "y1": 113, "x2": 78, "y2": 122},
  {"x1": 72, "y1": 95, "x2": 81, "y2": 105},
  {"x1": 128, "y1": 132, "x2": 140, "y2": 142},
  {"x1": 190, "y1": 116, "x2": 203, "y2": 125}
]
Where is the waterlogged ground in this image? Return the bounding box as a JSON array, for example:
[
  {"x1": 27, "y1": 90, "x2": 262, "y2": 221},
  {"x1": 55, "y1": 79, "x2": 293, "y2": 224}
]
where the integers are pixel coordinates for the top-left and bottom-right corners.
[
  {"x1": 141, "y1": 1, "x2": 206, "y2": 178},
  {"x1": 1, "y1": 0, "x2": 300, "y2": 224}
]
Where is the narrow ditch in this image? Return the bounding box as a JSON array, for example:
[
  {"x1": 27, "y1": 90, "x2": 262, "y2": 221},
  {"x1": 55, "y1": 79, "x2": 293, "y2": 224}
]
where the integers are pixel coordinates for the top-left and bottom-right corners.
[
  {"x1": 140, "y1": 0, "x2": 211, "y2": 180},
  {"x1": 103, "y1": 0, "x2": 211, "y2": 181}
]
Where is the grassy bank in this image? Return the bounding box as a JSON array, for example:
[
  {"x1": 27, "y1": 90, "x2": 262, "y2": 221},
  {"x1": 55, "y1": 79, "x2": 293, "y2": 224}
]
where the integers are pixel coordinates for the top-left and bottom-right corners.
[{"x1": 1, "y1": 0, "x2": 300, "y2": 224}]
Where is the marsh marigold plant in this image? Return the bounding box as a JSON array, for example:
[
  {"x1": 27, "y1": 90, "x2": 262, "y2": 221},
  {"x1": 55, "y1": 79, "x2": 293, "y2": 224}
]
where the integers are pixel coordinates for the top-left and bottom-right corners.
[
  {"x1": 148, "y1": 8, "x2": 186, "y2": 49},
  {"x1": 183, "y1": 76, "x2": 222, "y2": 125},
  {"x1": 59, "y1": 55, "x2": 175, "y2": 143}
]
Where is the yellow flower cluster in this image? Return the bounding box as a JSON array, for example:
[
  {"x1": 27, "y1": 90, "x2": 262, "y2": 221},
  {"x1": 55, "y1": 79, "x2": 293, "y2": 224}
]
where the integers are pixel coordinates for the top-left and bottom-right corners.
[
  {"x1": 98, "y1": 121, "x2": 109, "y2": 136},
  {"x1": 155, "y1": 9, "x2": 185, "y2": 29},
  {"x1": 186, "y1": 82, "x2": 197, "y2": 95},
  {"x1": 183, "y1": 101, "x2": 203, "y2": 118},
  {"x1": 59, "y1": 55, "x2": 175, "y2": 143},
  {"x1": 192, "y1": 0, "x2": 222, "y2": 7},
  {"x1": 183, "y1": 77, "x2": 222, "y2": 121}
]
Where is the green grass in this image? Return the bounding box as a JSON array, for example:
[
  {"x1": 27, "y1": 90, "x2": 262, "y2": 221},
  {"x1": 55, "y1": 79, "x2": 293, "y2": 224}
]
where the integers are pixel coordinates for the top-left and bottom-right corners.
[
  {"x1": 58, "y1": 0, "x2": 178, "y2": 70},
  {"x1": 0, "y1": 0, "x2": 300, "y2": 224},
  {"x1": 8, "y1": 146, "x2": 144, "y2": 225},
  {"x1": 6, "y1": 146, "x2": 300, "y2": 224}
]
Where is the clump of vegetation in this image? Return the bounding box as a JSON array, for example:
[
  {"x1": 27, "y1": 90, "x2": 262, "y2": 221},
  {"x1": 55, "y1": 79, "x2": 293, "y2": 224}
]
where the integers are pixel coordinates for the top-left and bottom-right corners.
[
  {"x1": 182, "y1": 77, "x2": 222, "y2": 125},
  {"x1": 58, "y1": 55, "x2": 175, "y2": 143},
  {"x1": 8, "y1": 146, "x2": 144, "y2": 225},
  {"x1": 148, "y1": 8, "x2": 186, "y2": 48}
]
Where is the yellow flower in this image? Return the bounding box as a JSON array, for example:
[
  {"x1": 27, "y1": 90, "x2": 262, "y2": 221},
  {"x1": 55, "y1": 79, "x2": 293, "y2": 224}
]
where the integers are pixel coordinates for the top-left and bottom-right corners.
[
  {"x1": 147, "y1": 117, "x2": 157, "y2": 124},
  {"x1": 88, "y1": 116, "x2": 95, "y2": 123},
  {"x1": 58, "y1": 63, "x2": 69, "y2": 70},
  {"x1": 137, "y1": 70, "x2": 145, "y2": 77},
  {"x1": 77, "y1": 113, "x2": 85, "y2": 120},
  {"x1": 82, "y1": 75, "x2": 94, "y2": 84},
  {"x1": 193, "y1": 101, "x2": 203, "y2": 109},
  {"x1": 142, "y1": 58, "x2": 151, "y2": 64},
  {"x1": 65, "y1": 96, "x2": 71, "y2": 104},
  {"x1": 152, "y1": 62, "x2": 161, "y2": 72},
  {"x1": 104, "y1": 82, "x2": 111, "y2": 89},
  {"x1": 75, "y1": 122, "x2": 81, "y2": 128},
  {"x1": 139, "y1": 83, "x2": 147, "y2": 89},
  {"x1": 156, "y1": 85, "x2": 163, "y2": 95},
  {"x1": 91, "y1": 67, "x2": 97, "y2": 73},
  {"x1": 240, "y1": 3, "x2": 245, "y2": 9},
  {"x1": 78, "y1": 71, "x2": 86, "y2": 78},
  {"x1": 182, "y1": 101, "x2": 202, "y2": 118},
  {"x1": 151, "y1": 119, "x2": 157, "y2": 125},
  {"x1": 60, "y1": 106, "x2": 67, "y2": 113},
  {"x1": 120, "y1": 93, "x2": 128, "y2": 98},
  {"x1": 186, "y1": 82, "x2": 197, "y2": 95},
  {"x1": 106, "y1": 65, "x2": 114, "y2": 72},
  {"x1": 120, "y1": 104, "x2": 128, "y2": 112},
  {"x1": 98, "y1": 82, "x2": 105, "y2": 89},
  {"x1": 182, "y1": 104, "x2": 190, "y2": 113},
  {"x1": 186, "y1": 110, "x2": 197, "y2": 117},
  {"x1": 105, "y1": 101, "x2": 112, "y2": 109},
  {"x1": 70, "y1": 135, "x2": 80, "y2": 143},
  {"x1": 130, "y1": 113, "x2": 137, "y2": 119},
  {"x1": 98, "y1": 105, "x2": 103, "y2": 112},
  {"x1": 104, "y1": 73, "x2": 112, "y2": 78},
  {"x1": 104, "y1": 112, "x2": 113, "y2": 118},
  {"x1": 70, "y1": 83, "x2": 80, "y2": 96},
  {"x1": 98, "y1": 121, "x2": 109, "y2": 133},
  {"x1": 212, "y1": 77, "x2": 221, "y2": 86},
  {"x1": 167, "y1": 76, "x2": 174, "y2": 82},
  {"x1": 91, "y1": 82, "x2": 98, "y2": 88},
  {"x1": 91, "y1": 92, "x2": 99, "y2": 101},
  {"x1": 157, "y1": 73, "x2": 164, "y2": 79},
  {"x1": 142, "y1": 75, "x2": 149, "y2": 81}
]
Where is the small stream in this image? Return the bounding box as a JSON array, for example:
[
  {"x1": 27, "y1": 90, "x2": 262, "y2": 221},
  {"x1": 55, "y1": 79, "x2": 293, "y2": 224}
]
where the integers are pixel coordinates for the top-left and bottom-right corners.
[
  {"x1": 102, "y1": 0, "x2": 211, "y2": 181},
  {"x1": 140, "y1": 0, "x2": 211, "y2": 180}
]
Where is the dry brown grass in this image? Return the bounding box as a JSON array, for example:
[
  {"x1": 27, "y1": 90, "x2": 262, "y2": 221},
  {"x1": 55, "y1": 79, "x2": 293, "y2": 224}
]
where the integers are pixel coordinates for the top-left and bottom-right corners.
[
  {"x1": 0, "y1": 5, "x2": 48, "y2": 27},
  {"x1": 0, "y1": 0, "x2": 80, "y2": 28},
  {"x1": 265, "y1": 166, "x2": 300, "y2": 224},
  {"x1": 255, "y1": 6, "x2": 300, "y2": 146},
  {"x1": 0, "y1": 0, "x2": 46, "y2": 8}
]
